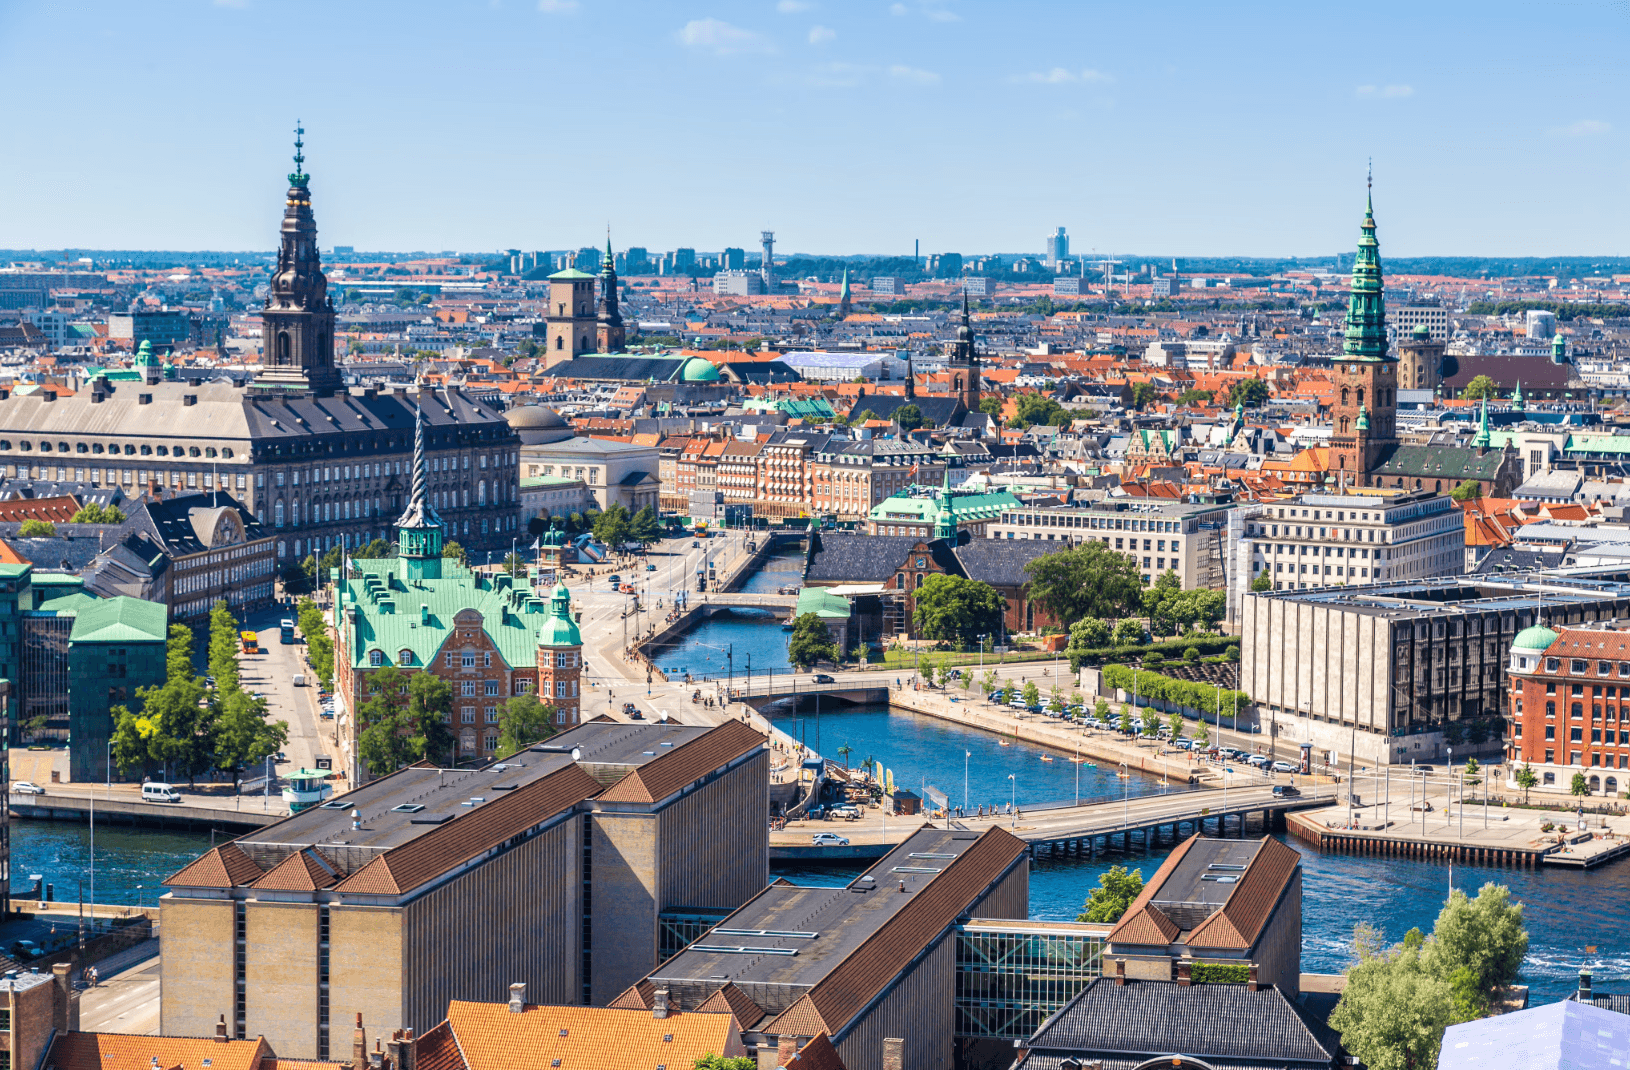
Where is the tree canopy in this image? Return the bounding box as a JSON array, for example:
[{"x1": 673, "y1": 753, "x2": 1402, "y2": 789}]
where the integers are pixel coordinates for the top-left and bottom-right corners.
[
  {"x1": 1460, "y1": 375, "x2": 1498, "y2": 401},
  {"x1": 787, "y1": 613, "x2": 840, "y2": 671},
  {"x1": 1226, "y1": 377, "x2": 1270, "y2": 408},
  {"x1": 1078, "y1": 865, "x2": 1144, "y2": 923},
  {"x1": 1023, "y1": 542, "x2": 1145, "y2": 625},
  {"x1": 497, "y1": 693, "x2": 558, "y2": 758},
  {"x1": 1141, "y1": 571, "x2": 1226, "y2": 637},
  {"x1": 1006, "y1": 393, "x2": 1072, "y2": 430},
  {"x1": 912, "y1": 575, "x2": 1006, "y2": 648},
  {"x1": 16, "y1": 519, "x2": 55, "y2": 538},
  {"x1": 1129, "y1": 382, "x2": 1159, "y2": 409},
  {"x1": 69, "y1": 502, "x2": 126, "y2": 524},
  {"x1": 894, "y1": 404, "x2": 926, "y2": 432}
]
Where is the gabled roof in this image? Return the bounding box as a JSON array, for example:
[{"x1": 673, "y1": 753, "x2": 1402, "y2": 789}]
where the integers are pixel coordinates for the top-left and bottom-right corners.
[
  {"x1": 696, "y1": 981, "x2": 767, "y2": 1029},
  {"x1": 597, "y1": 719, "x2": 764, "y2": 805},
  {"x1": 783, "y1": 1033, "x2": 847, "y2": 1070},
  {"x1": 410, "y1": 1021, "x2": 467, "y2": 1070},
  {"x1": 953, "y1": 537, "x2": 1059, "y2": 588},
  {"x1": 440, "y1": 1002, "x2": 743, "y2": 1070},
  {"x1": 1186, "y1": 837, "x2": 1300, "y2": 950},
  {"x1": 250, "y1": 848, "x2": 342, "y2": 892},
  {"x1": 608, "y1": 981, "x2": 655, "y2": 1011},
  {"x1": 164, "y1": 844, "x2": 264, "y2": 889},
  {"x1": 42, "y1": 1032, "x2": 301, "y2": 1070},
  {"x1": 1372, "y1": 443, "x2": 1508, "y2": 482},
  {"x1": 1106, "y1": 836, "x2": 1193, "y2": 946},
  {"x1": 333, "y1": 762, "x2": 602, "y2": 896},
  {"x1": 804, "y1": 534, "x2": 942, "y2": 584}
]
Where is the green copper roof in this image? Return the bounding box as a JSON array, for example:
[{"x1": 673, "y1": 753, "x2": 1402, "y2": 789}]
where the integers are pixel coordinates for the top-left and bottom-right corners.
[
  {"x1": 869, "y1": 486, "x2": 1021, "y2": 525},
  {"x1": 1472, "y1": 397, "x2": 1491, "y2": 449},
  {"x1": 795, "y1": 586, "x2": 851, "y2": 621},
  {"x1": 548, "y1": 268, "x2": 596, "y2": 281},
  {"x1": 1553, "y1": 334, "x2": 1568, "y2": 363},
  {"x1": 1563, "y1": 434, "x2": 1630, "y2": 455},
  {"x1": 1512, "y1": 624, "x2": 1558, "y2": 652},
  {"x1": 1512, "y1": 381, "x2": 1525, "y2": 412},
  {"x1": 681, "y1": 356, "x2": 720, "y2": 382},
  {"x1": 339, "y1": 561, "x2": 558, "y2": 670},
  {"x1": 68, "y1": 596, "x2": 167, "y2": 644},
  {"x1": 1341, "y1": 186, "x2": 1391, "y2": 362},
  {"x1": 537, "y1": 582, "x2": 581, "y2": 648},
  {"x1": 1355, "y1": 404, "x2": 1370, "y2": 431},
  {"x1": 134, "y1": 339, "x2": 158, "y2": 367}
]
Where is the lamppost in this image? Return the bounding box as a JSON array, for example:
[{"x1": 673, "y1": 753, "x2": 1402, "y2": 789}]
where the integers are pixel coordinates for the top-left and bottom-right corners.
[
  {"x1": 1120, "y1": 760, "x2": 1130, "y2": 830},
  {"x1": 964, "y1": 750, "x2": 971, "y2": 815},
  {"x1": 1007, "y1": 773, "x2": 1016, "y2": 827}
]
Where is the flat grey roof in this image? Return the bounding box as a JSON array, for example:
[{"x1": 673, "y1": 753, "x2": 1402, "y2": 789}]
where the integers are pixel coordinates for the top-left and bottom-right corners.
[
  {"x1": 536, "y1": 721, "x2": 713, "y2": 767},
  {"x1": 1257, "y1": 575, "x2": 1630, "y2": 619},
  {"x1": 1149, "y1": 838, "x2": 1264, "y2": 930},
  {"x1": 237, "y1": 752, "x2": 575, "y2": 853},
  {"x1": 651, "y1": 828, "x2": 988, "y2": 993}
]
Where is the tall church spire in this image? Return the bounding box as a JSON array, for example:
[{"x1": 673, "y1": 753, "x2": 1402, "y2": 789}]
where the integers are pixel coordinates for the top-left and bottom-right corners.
[
  {"x1": 255, "y1": 123, "x2": 342, "y2": 396},
  {"x1": 1342, "y1": 170, "x2": 1390, "y2": 363},
  {"x1": 596, "y1": 229, "x2": 624, "y2": 353},
  {"x1": 945, "y1": 291, "x2": 980, "y2": 410},
  {"x1": 396, "y1": 400, "x2": 445, "y2": 579}
]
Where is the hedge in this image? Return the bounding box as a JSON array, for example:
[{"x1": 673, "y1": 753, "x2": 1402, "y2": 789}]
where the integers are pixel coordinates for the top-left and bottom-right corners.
[
  {"x1": 1071, "y1": 634, "x2": 1239, "y2": 672},
  {"x1": 1190, "y1": 962, "x2": 1251, "y2": 984},
  {"x1": 1101, "y1": 663, "x2": 1250, "y2": 721}
]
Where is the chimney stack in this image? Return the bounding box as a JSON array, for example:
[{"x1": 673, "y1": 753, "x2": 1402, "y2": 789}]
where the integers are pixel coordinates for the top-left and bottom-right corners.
[
  {"x1": 215, "y1": 1014, "x2": 229, "y2": 1041},
  {"x1": 369, "y1": 1039, "x2": 386, "y2": 1070},
  {"x1": 1114, "y1": 959, "x2": 1126, "y2": 986},
  {"x1": 352, "y1": 1013, "x2": 367, "y2": 1070},
  {"x1": 51, "y1": 962, "x2": 78, "y2": 1033},
  {"x1": 882, "y1": 1038, "x2": 903, "y2": 1070},
  {"x1": 776, "y1": 1035, "x2": 798, "y2": 1067},
  {"x1": 1177, "y1": 960, "x2": 1192, "y2": 987},
  {"x1": 1248, "y1": 964, "x2": 1261, "y2": 992},
  {"x1": 508, "y1": 982, "x2": 526, "y2": 1013},
  {"x1": 652, "y1": 987, "x2": 670, "y2": 1020},
  {"x1": 387, "y1": 1029, "x2": 415, "y2": 1070},
  {"x1": 1580, "y1": 969, "x2": 1595, "y2": 1002}
]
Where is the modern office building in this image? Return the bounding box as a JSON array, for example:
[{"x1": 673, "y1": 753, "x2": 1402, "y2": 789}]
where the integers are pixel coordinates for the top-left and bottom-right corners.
[
  {"x1": 1044, "y1": 227, "x2": 1069, "y2": 269},
  {"x1": 1388, "y1": 304, "x2": 1451, "y2": 342},
  {"x1": 1237, "y1": 491, "x2": 1464, "y2": 593},
  {"x1": 1241, "y1": 573, "x2": 1630, "y2": 766},
  {"x1": 622, "y1": 826, "x2": 1028, "y2": 1070},
  {"x1": 990, "y1": 498, "x2": 1235, "y2": 590},
  {"x1": 65, "y1": 597, "x2": 168, "y2": 783},
  {"x1": 159, "y1": 718, "x2": 769, "y2": 1058}
]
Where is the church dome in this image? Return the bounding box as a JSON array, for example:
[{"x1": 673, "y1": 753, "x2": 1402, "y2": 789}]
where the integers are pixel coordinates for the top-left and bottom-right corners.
[
  {"x1": 1512, "y1": 624, "x2": 1559, "y2": 652},
  {"x1": 537, "y1": 583, "x2": 582, "y2": 648},
  {"x1": 680, "y1": 357, "x2": 721, "y2": 382},
  {"x1": 506, "y1": 405, "x2": 574, "y2": 445}
]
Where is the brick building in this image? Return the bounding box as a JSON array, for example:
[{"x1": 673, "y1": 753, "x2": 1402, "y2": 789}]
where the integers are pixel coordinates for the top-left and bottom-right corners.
[
  {"x1": 332, "y1": 405, "x2": 583, "y2": 776},
  {"x1": 1506, "y1": 619, "x2": 1630, "y2": 796}
]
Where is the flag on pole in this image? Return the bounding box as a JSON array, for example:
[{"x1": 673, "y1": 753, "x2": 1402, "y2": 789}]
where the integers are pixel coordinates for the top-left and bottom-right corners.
[{"x1": 530, "y1": 538, "x2": 541, "y2": 551}]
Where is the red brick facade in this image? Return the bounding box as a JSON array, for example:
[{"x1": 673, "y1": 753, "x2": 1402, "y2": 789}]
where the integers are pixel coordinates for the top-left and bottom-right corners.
[{"x1": 1508, "y1": 623, "x2": 1630, "y2": 796}]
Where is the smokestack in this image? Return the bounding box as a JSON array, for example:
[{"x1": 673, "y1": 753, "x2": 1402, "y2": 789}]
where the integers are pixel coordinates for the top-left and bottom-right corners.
[
  {"x1": 652, "y1": 986, "x2": 670, "y2": 1020},
  {"x1": 508, "y1": 983, "x2": 526, "y2": 1013}
]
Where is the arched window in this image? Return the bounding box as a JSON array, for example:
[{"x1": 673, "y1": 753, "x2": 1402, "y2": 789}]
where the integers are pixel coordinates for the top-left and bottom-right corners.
[
  {"x1": 274, "y1": 500, "x2": 285, "y2": 528},
  {"x1": 1357, "y1": 388, "x2": 1365, "y2": 406},
  {"x1": 1610, "y1": 777, "x2": 1620, "y2": 794},
  {"x1": 1341, "y1": 387, "x2": 1350, "y2": 406},
  {"x1": 1589, "y1": 775, "x2": 1601, "y2": 793},
  {"x1": 399, "y1": 649, "x2": 413, "y2": 666},
  {"x1": 369, "y1": 649, "x2": 384, "y2": 667},
  {"x1": 478, "y1": 481, "x2": 487, "y2": 506},
  {"x1": 277, "y1": 332, "x2": 291, "y2": 363},
  {"x1": 555, "y1": 336, "x2": 563, "y2": 350}
]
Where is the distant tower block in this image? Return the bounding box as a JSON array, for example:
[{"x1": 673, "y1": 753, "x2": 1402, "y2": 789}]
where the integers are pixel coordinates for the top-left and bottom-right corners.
[{"x1": 761, "y1": 230, "x2": 775, "y2": 290}]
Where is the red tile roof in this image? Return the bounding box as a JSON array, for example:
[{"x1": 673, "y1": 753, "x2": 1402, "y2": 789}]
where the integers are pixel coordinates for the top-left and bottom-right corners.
[
  {"x1": 164, "y1": 844, "x2": 264, "y2": 889},
  {"x1": 1106, "y1": 837, "x2": 1194, "y2": 946},
  {"x1": 439, "y1": 1002, "x2": 745, "y2": 1070},
  {"x1": 784, "y1": 1032, "x2": 847, "y2": 1070},
  {"x1": 412, "y1": 1021, "x2": 467, "y2": 1070},
  {"x1": 250, "y1": 848, "x2": 341, "y2": 892},
  {"x1": 1186, "y1": 837, "x2": 1301, "y2": 951},
  {"x1": 696, "y1": 982, "x2": 767, "y2": 1030},
  {"x1": 598, "y1": 720, "x2": 766, "y2": 805}
]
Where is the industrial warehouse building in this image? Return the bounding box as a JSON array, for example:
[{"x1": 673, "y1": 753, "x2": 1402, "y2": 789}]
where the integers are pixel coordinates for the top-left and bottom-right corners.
[{"x1": 159, "y1": 719, "x2": 768, "y2": 1059}]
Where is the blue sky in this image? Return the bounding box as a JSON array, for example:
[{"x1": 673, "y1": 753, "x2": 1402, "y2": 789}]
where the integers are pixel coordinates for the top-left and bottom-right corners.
[{"x1": 2, "y1": 0, "x2": 1626, "y2": 257}]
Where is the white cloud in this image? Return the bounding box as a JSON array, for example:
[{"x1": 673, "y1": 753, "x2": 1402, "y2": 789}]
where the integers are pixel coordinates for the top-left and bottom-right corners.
[
  {"x1": 1015, "y1": 67, "x2": 1113, "y2": 85},
  {"x1": 889, "y1": 64, "x2": 940, "y2": 85},
  {"x1": 889, "y1": 2, "x2": 907, "y2": 12},
  {"x1": 776, "y1": 0, "x2": 812, "y2": 11},
  {"x1": 538, "y1": 0, "x2": 578, "y2": 11},
  {"x1": 677, "y1": 18, "x2": 775, "y2": 55},
  {"x1": 1553, "y1": 118, "x2": 1611, "y2": 137},
  {"x1": 1355, "y1": 84, "x2": 1414, "y2": 99},
  {"x1": 807, "y1": 24, "x2": 835, "y2": 44}
]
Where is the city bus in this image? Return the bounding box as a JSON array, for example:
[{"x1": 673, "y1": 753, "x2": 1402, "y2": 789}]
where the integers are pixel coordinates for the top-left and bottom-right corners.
[
  {"x1": 240, "y1": 631, "x2": 260, "y2": 654},
  {"x1": 280, "y1": 619, "x2": 296, "y2": 645}
]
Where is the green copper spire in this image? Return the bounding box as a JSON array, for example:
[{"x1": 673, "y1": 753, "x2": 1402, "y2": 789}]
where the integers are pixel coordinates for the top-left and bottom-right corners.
[
  {"x1": 288, "y1": 121, "x2": 309, "y2": 189},
  {"x1": 133, "y1": 339, "x2": 157, "y2": 367},
  {"x1": 537, "y1": 582, "x2": 582, "y2": 648},
  {"x1": 932, "y1": 470, "x2": 957, "y2": 541},
  {"x1": 1473, "y1": 395, "x2": 1491, "y2": 449},
  {"x1": 1342, "y1": 176, "x2": 1390, "y2": 362},
  {"x1": 1355, "y1": 404, "x2": 1370, "y2": 431},
  {"x1": 1512, "y1": 380, "x2": 1525, "y2": 412},
  {"x1": 1552, "y1": 333, "x2": 1567, "y2": 364},
  {"x1": 396, "y1": 400, "x2": 445, "y2": 580}
]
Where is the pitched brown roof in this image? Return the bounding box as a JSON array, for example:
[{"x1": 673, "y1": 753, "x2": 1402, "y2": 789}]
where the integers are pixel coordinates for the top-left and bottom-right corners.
[
  {"x1": 1187, "y1": 837, "x2": 1301, "y2": 951},
  {"x1": 764, "y1": 827, "x2": 1028, "y2": 1040},
  {"x1": 785, "y1": 1032, "x2": 847, "y2": 1070},
  {"x1": 334, "y1": 763, "x2": 602, "y2": 896},
  {"x1": 1106, "y1": 836, "x2": 1195, "y2": 946},
  {"x1": 45, "y1": 1032, "x2": 290, "y2": 1070},
  {"x1": 164, "y1": 844, "x2": 264, "y2": 889},
  {"x1": 696, "y1": 982, "x2": 767, "y2": 1029},
  {"x1": 608, "y1": 981, "x2": 655, "y2": 1011},
  {"x1": 598, "y1": 720, "x2": 765, "y2": 805},
  {"x1": 441, "y1": 1002, "x2": 742, "y2": 1070},
  {"x1": 411, "y1": 1021, "x2": 467, "y2": 1070},
  {"x1": 251, "y1": 848, "x2": 341, "y2": 892}
]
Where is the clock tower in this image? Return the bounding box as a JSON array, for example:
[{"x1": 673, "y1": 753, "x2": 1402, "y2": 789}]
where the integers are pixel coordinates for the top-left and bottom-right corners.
[{"x1": 1328, "y1": 183, "x2": 1398, "y2": 485}]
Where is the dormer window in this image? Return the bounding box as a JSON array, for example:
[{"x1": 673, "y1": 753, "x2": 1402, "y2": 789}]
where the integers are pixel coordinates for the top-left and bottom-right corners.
[
  {"x1": 399, "y1": 649, "x2": 413, "y2": 666},
  {"x1": 369, "y1": 650, "x2": 383, "y2": 667}
]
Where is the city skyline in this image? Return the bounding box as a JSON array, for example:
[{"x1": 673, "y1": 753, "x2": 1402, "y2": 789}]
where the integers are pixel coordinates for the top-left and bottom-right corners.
[{"x1": 1, "y1": 0, "x2": 1627, "y2": 256}]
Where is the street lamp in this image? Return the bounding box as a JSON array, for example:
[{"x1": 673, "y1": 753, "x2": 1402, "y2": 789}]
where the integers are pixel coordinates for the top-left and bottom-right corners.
[
  {"x1": 1007, "y1": 773, "x2": 1016, "y2": 827},
  {"x1": 964, "y1": 750, "x2": 971, "y2": 815}
]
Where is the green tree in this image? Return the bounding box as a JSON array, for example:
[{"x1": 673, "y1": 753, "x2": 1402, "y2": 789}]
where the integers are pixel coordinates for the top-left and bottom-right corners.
[
  {"x1": 1118, "y1": 705, "x2": 1133, "y2": 734},
  {"x1": 787, "y1": 613, "x2": 840, "y2": 671},
  {"x1": 1330, "y1": 946, "x2": 1466, "y2": 1070},
  {"x1": 503, "y1": 552, "x2": 525, "y2": 574},
  {"x1": 1514, "y1": 762, "x2": 1537, "y2": 803},
  {"x1": 853, "y1": 408, "x2": 879, "y2": 426},
  {"x1": 16, "y1": 519, "x2": 55, "y2": 537},
  {"x1": 1449, "y1": 479, "x2": 1481, "y2": 502},
  {"x1": 894, "y1": 404, "x2": 926, "y2": 432},
  {"x1": 1463, "y1": 758, "x2": 1480, "y2": 786},
  {"x1": 297, "y1": 598, "x2": 335, "y2": 691},
  {"x1": 630, "y1": 505, "x2": 664, "y2": 547},
  {"x1": 496, "y1": 693, "x2": 558, "y2": 758},
  {"x1": 356, "y1": 665, "x2": 414, "y2": 776},
  {"x1": 68, "y1": 502, "x2": 126, "y2": 524},
  {"x1": 1009, "y1": 393, "x2": 1071, "y2": 430},
  {"x1": 1167, "y1": 710, "x2": 1184, "y2": 740},
  {"x1": 1140, "y1": 705, "x2": 1159, "y2": 737},
  {"x1": 1112, "y1": 618, "x2": 1147, "y2": 646},
  {"x1": 1129, "y1": 381, "x2": 1158, "y2": 409},
  {"x1": 1194, "y1": 719, "x2": 1210, "y2": 746},
  {"x1": 111, "y1": 624, "x2": 213, "y2": 783},
  {"x1": 1069, "y1": 617, "x2": 1112, "y2": 649},
  {"x1": 1175, "y1": 388, "x2": 1215, "y2": 406},
  {"x1": 1093, "y1": 697, "x2": 1110, "y2": 720},
  {"x1": 1021, "y1": 680, "x2": 1040, "y2": 708},
  {"x1": 352, "y1": 538, "x2": 395, "y2": 560},
  {"x1": 1024, "y1": 542, "x2": 1145, "y2": 627},
  {"x1": 1077, "y1": 865, "x2": 1144, "y2": 923},
  {"x1": 208, "y1": 600, "x2": 242, "y2": 693},
  {"x1": 1572, "y1": 770, "x2": 1590, "y2": 798},
  {"x1": 1425, "y1": 883, "x2": 1528, "y2": 999},
  {"x1": 214, "y1": 689, "x2": 288, "y2": 779},
  {"x1": 593, "y1": 504, "x2": 634, "y2": 549},
  {"x1": 978, "y1": 395, "x2": 1004, "y2": 416},
  {"x1": 692, "y1": 1056, "x2": 756, "y2": 1070},
  {"x1": 981, "y1": 670, "x2": 999, "y2": 696},
  {"x1": 442, "y1": 540, "x2": 468, "y2": 567},
  {"x1": 1461, "y1": 374, "x2": 1498, "y2": 400},
  {"x1": 912, "y1": 575, "x2": 1006, "y2": 648},
  {"x1": 1251, "y1": 570, "x2": 1273, "y2": 592},
  {"x1": 407, "y1": 671, "x2": 456, "y2": 766},
  {"x1": 1226, "y1": 377, "x2": 1270, "y2": 408}
]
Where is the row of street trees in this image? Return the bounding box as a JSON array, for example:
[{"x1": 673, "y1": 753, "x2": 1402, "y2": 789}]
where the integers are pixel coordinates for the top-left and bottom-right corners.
[{"x1": 109, "y1": 602, "x2": 289, "y2": 784}]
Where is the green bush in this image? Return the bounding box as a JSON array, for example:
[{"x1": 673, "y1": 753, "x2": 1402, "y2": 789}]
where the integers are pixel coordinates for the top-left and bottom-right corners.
[
  {"x1": 1190, "y1": 962, "x2": 1251, "y2": 984},
  {"x1": 1100, "y1": 663, "x2": 1250, "y2": 721},
  {"x1": 1070, "y1": 634, "x2": 1239, "y2": 672}
]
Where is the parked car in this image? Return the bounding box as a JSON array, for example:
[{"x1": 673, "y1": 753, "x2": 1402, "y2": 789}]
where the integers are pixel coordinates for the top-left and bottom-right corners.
[
  {"x1": 1271, "y1": 760, "x2": 1298, "y2": 774},
  {"x1": 1272, "y1": 784, "x2": 1300, "y2": 797},
  {"x1": 1009, "y1": 695, "x2": 1029, "y2": 708},
  {"x1": 812, "y1": 673, "x2": 835, "y2": 684},
  {"x1": 811, "y1": 833, "x2": 851, "y2": 847},
  {"x1": 829, "y1": 805, "x2": 860, "y2": 820},
  {"x1": 1246, "y1": 754, "x2": 1270, "y2": 768},
  {"x1": 12, "y1": 781, "x2": 43, "y2": 795},
  {"x1": 141, "y1": 783, "x2": 183, "y2": 804},
  {"x1": 990, "y1": 690, "x2": 1008, "y2": 704}
]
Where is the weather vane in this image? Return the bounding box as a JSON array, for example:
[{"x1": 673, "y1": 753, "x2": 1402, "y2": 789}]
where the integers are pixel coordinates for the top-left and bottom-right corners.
[{"x1": 293, "y1": 120, "x2": 306, "y2": 177}]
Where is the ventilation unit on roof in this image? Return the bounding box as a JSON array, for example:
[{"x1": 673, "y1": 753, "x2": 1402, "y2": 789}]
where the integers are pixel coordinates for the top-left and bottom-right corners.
[
  {"x1": 390, "y1": 804, "x2": 425, "y2": 814},
  {"x1": 320, "y1": 800, "x2": 351, "y2": 809}
]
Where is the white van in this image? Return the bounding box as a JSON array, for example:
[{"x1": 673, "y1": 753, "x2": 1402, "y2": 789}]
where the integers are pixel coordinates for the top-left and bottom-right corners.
[
  {"x1": 292, "y1": 673, "x2": 306, "y2": 687},
  {"x1": 141, "y1": 783, "x2": 182, "y2": 804}
]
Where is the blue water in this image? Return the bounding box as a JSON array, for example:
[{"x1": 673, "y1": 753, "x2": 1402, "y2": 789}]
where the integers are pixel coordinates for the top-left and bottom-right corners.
[
  {"x1": 12, "y1": 821, "x2": 214, "y2": 910},
  {"x1": 651, "y1": 607, "x2": 792, "y2": 682},
  {"x1": 738, "y1": 543, "x2": 804, "y2": 595}
]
